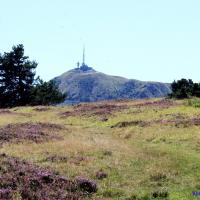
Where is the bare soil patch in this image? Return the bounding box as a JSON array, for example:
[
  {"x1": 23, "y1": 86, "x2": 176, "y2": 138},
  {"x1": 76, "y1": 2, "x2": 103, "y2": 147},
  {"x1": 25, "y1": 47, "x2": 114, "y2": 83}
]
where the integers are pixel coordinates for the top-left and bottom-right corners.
[
  {"x1": 0, "y1": 122, "x2": 64, "y2": 145},
  {"x1": 0, "y1": 154, "x2": 97, "y2": 199}
]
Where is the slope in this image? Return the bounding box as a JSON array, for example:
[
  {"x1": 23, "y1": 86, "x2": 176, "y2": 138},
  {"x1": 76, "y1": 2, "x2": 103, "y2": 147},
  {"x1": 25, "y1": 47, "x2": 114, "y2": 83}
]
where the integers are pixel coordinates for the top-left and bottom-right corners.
[{"x1": 54, "y1": 67, "x2": 171, "y2": 103}]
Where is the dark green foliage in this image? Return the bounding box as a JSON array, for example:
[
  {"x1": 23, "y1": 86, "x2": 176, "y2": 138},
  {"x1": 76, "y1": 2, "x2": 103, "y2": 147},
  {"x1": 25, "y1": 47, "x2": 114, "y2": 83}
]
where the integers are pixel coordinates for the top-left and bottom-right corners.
[
  {"x1": 30, "y1": 79, "x2": 65, "y2": 106},
  {"x1": 0, "y1": 44, "x2": 37, "y2": 107},
  {"x1": 0, "y1": 45, "x2": 65, "y2": 107},
  {"x1": 152, "y1": 189, "x2": 168, "y2": 199},
  {"x1": 192, "y1": 83, "x2": 200, "y2": 97},
  {"x1": 170, "y1": 79, "x2": 200, "y2": 99}
]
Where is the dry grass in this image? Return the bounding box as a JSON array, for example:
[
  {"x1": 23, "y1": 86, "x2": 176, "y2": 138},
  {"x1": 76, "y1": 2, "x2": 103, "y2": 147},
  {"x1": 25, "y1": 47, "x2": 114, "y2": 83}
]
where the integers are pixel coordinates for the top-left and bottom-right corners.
[{"x1": 0, "y1": 98, "x2": 199, "y2": 199}]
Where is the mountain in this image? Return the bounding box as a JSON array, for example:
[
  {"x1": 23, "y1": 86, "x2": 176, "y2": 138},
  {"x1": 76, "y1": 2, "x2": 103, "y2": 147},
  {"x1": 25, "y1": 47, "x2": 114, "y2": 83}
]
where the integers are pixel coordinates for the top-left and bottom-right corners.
[{"x1": 53, "y1": 65, "x2": 171, "y2": 103}]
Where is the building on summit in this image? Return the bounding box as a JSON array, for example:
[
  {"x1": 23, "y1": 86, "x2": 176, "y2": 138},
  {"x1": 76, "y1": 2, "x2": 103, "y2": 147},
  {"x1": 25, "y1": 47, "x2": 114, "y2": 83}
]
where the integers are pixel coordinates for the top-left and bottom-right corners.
[{"x1": 76, "y1": 46, "x2": 93, "y2": 72}]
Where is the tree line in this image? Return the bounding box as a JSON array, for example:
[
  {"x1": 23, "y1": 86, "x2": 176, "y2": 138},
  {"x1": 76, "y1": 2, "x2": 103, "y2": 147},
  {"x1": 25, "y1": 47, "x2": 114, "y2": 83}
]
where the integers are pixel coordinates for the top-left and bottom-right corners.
[
  {"x1": 0, "y1": 44, "x2": 199, "y2": 108},
  {"x1": 0, "y1": 44, "x2": 65, "y2": 108},
  {"x1": 170, "y1": 79, "x2": 200, "y2": 99}
]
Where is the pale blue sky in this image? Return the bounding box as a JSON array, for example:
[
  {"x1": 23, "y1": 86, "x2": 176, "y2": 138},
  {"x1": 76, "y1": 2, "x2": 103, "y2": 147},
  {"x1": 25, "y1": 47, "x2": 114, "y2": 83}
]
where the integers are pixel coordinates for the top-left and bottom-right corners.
[{"x1": 0, "y1": 0, "x2": 200, "y2": 82}]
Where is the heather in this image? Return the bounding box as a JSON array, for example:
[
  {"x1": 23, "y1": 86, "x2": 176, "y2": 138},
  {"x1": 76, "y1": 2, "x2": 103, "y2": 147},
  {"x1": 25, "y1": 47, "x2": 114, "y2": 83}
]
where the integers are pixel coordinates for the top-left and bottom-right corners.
[
  {"x1": 0, "y1": 154, "x2": 96, "y2": 199},
  {"x1": 0, "y1": 98, "x2": 199, "y2": 199}
]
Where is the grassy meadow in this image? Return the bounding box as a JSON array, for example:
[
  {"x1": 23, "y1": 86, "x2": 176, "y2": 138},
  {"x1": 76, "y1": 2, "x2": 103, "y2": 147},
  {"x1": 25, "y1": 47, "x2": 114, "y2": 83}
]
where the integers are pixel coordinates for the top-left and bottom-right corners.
[{"x1": 0, "y1": 98, "x2": 200, "y2": 199}]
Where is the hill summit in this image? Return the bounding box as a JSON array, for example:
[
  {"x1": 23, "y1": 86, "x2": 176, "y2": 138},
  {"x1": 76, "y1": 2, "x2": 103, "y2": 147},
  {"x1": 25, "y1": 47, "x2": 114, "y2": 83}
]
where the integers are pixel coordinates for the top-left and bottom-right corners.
[
  {"x1": 53, "y1": 50, "x2": 171, "y2": 103},
  {"x1": 54, "y1": 68, "x2": 171, "y2": 103}
]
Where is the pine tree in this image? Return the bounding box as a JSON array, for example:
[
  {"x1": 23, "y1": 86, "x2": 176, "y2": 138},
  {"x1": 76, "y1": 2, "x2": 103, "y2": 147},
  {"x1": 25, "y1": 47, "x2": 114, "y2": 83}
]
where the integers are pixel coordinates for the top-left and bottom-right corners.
[
  {"x1": 0, "y1": 44, "x2": 37, "y2": 107},
  {"x1": 30, "y1": 79, "x2": 66, "y2": 105}
]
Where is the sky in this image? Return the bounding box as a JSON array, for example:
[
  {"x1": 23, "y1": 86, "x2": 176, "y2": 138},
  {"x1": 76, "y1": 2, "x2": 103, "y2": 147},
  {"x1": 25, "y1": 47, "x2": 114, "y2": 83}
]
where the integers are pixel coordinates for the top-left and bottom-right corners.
[{"x1": 0, "y1": 0, "x2": 200, "y2": 83}]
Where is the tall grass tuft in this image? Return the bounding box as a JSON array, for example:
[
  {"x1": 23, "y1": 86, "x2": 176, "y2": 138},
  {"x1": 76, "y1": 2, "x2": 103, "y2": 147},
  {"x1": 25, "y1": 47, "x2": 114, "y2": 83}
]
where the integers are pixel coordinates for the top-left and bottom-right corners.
[{"x1": 187, "y1": 98, "x2": 200, "y2": 107}]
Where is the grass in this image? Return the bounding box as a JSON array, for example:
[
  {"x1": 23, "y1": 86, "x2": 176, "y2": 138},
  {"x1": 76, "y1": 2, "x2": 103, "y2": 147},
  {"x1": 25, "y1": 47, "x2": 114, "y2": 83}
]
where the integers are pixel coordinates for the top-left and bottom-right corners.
[
  {"x1": 187, "y1": 98, "x2": 200, "y2": 108},
  {"x1": 0, "y1": 98, "x2": 200, "y2": 199}
]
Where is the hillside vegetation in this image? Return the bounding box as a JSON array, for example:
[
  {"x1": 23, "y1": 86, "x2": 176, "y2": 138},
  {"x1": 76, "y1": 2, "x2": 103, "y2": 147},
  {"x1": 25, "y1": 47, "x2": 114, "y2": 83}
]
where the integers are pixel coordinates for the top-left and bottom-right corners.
[
  {"x1": 0, "y1": 98, "x2": 199, "y2": 199},
  {"x1": 54, "y1": 68, "x2": 171, "y2": 103}
]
